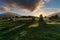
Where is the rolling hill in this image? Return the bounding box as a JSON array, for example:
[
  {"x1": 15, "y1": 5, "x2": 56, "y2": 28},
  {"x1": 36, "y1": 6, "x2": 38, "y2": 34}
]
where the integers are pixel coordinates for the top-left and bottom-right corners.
[
  {"x1": 47, "y1": 11, "x2": 60, "y2": 17},
  {"x1": 0, "y1": 12, "x2": 21, "y2": 18}
]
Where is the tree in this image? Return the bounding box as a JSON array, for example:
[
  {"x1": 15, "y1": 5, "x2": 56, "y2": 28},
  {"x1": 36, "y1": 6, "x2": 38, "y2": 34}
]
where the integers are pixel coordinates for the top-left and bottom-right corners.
[
  {"x1": 32, "y1": 17, "x2": 35, "y2": 21},
  {"x1": 44, "y1": 16, "x2": 47, "y2": 18},
  {"x1": 54, "y1": 15, "x2": 59, "y2": 19},
  {"x1": 49, "y1": 16, "x2": 54, "y2": 20},
  {"x1": 9, "y1": 17, "x2": 13, "y2": 21},
  {"x1": 39, "y1": 14, "x2": 46, "y2": 26},
  {"x1": 15, "y1": 16, "x2": 19, "y2": 18},
  {"x1": 49, "y1": 15, "x2": 59, "y2": 20}
]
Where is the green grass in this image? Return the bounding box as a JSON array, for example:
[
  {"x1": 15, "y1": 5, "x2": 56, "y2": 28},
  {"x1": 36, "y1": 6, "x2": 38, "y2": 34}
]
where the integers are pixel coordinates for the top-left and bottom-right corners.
[{"x1": 0, "y1": 19, "x2": 60, "y2": 40}]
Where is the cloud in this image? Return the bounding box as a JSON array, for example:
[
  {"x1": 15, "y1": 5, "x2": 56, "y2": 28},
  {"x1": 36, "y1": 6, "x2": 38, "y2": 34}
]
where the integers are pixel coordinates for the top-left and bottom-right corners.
[
  {"x1": 44, "y1": 0, "x2": 50, "y2": 2},
  {"x1": 0, "y1": 0, "x2": 44, "y2": 12},
  {"x1": 32, "y1": 0, "x2": 45, "y2": 13},
  {"x1": 0, "y1": 0, "x2": 51, "y2": 15},
  {"x1": 0, "y1": 6, "x2": 10, "y2": 12}
]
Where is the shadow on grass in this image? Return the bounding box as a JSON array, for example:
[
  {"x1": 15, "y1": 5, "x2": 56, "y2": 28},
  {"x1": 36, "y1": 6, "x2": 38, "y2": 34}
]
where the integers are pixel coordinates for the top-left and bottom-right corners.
[
  {"x1": 1, "y1": 20, "x2": 60, "y2": 40},
  {"x1": 1, "y1": 21, "x2": 34, "y2": 40},
  {"x1": 16, "y1": 19, "x2": 48, "y2": 40},
  {"x1": 18, "y1": 20, "x2": 60, "y2": 40},
  {"x1": 0, "y1": 21, "x2": 25, "y2": 34}
]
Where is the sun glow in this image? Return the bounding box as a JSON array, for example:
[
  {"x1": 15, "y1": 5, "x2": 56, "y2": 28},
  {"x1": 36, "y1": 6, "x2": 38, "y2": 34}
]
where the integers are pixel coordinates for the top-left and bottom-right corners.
[{"x1": 32, "y1": 12, "x2": 46, "y2": 17}]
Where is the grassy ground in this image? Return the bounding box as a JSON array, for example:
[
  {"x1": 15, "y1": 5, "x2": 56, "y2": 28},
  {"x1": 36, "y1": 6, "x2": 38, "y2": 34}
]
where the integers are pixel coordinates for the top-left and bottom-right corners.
[{"x1": 0, "y1": 19, "x2": 60, "y2": 40}]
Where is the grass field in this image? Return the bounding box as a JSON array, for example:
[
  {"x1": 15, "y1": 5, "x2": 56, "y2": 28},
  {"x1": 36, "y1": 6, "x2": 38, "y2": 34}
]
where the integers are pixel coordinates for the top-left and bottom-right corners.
[{"x1": 0, "y1": 18, "x2": 60, "y2": 40}]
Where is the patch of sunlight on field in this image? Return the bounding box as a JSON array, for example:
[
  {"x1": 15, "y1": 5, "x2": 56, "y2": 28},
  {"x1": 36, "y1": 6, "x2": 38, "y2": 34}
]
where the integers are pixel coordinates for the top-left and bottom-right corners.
[
  {"x1": 14, "y1": 18, "x2": 32, "y2": 21},
  {"x1": 2, "y1": 23, "x2": 26, "y2": 35},
  {"x1": 47, "y1": 22, "x2": 60, "y2": 24},
  {"x1": 28, "y1": 22, "x2": 38, "y2": 28},
  {"x1": 20, "y1": 31, "x2": 27, "y2": 36}
]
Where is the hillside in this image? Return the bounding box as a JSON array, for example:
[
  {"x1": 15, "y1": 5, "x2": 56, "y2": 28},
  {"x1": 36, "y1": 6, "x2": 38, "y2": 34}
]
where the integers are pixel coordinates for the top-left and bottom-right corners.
[
  {"x1": 0, "y1": 12, "x2": 21, "y2": 18},
  {"x1": 47, "y1": 11, "x2": 60, "y2": 17}
]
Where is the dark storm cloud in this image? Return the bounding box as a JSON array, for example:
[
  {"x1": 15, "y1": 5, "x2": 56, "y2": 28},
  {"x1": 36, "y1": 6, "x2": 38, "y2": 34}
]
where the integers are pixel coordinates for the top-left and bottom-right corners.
[
  {"x1": 12, "y1": 0, "x2": 41, "y2": 11},
  {"x1": 0, "y1": 0, "x2": 41, "y2": 11}
]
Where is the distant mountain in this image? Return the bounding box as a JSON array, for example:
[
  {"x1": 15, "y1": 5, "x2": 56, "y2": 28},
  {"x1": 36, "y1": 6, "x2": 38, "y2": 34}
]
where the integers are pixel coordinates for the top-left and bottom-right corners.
[
  {"x1": 47, "y1": 11, "x2": 60, "y2": 17},
  {"x1": 0, "y1": 12, "x2": 21, "y2": 18}
]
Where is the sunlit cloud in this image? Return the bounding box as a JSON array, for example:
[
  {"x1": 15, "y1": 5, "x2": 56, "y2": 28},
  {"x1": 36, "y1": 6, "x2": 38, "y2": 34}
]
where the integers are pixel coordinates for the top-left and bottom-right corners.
[
  {"x1": 44, "y1": 0, "x2": 50, "y2": 2},
  {"x1": 32, "y1": 0, "x2": 51, "y2": 16},
  {"x1": 0, "y1": 0, "x2": 50, "y2": 13},
  {"x1": 0, "y1": 6, "x2": 11, "y2": 12},
  {"x1": 32, "y1": 0, "x2": 45, "y2": 13},
  {"x1": 0, "y1": 0, "x2": 42, "y2": 11},
  {"x1": 0, "y1": 0, "x2": 54, "y2": 17}
]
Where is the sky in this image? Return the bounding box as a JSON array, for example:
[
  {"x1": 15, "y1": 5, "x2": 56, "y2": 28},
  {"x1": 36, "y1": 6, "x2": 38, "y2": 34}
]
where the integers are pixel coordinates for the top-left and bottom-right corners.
[
  {"x1": 43, "y1": 0, "x2": 60, "y2": 12},
  {"x1": 0, "y1": 0, "x2": 60, "y2": 17}
]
